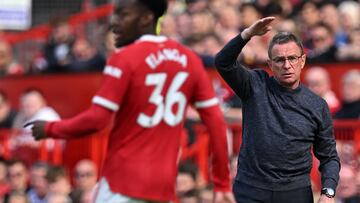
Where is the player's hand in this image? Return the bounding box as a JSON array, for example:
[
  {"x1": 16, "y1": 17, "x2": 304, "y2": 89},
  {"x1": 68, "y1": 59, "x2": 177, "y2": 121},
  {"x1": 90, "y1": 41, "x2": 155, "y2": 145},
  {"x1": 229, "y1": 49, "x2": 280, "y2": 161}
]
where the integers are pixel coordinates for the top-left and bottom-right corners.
[
  {"x1": 214, "y1": 191, "x2": 236, "y2": 203},
  {"x1": 24, "y1": 120, "x2": 48, "y2": 141},
  {"x1": 241, "y1": 16, "x2": 275, "y2": 40},
  {"x1": 317, "y1": 195, "x2": 335, "y2": 203}
]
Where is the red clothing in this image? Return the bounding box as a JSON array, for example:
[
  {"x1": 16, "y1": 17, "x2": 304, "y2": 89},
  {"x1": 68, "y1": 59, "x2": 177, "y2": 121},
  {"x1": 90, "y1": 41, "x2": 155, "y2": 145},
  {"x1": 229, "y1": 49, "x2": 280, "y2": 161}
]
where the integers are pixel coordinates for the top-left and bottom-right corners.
[{"x1": 46, "y1": 35, "x2": 230, "y2": 201}]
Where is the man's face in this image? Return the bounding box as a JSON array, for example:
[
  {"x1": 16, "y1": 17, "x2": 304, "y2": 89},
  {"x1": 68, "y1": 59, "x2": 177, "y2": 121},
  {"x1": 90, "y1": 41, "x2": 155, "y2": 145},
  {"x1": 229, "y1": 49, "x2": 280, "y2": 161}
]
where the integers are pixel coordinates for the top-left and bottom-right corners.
[
  {"x1": 311, "y1": 26, "x2": 333, "y2": 51},
  {"x1": 31, "y1": 167, "x2": 48, "y2": 197},
  {"x1": 111, "y1": 0, "x2": 145, "y2": 48},
  {"x1": 268, "y1": 41, "x2": 306, "y2": 89},
  {"x1": 8, "y1": 163, "x2": 28, "y2": 191},
  {"x1": 74, "y1": 164, "x2": 97, "y2": 191}
]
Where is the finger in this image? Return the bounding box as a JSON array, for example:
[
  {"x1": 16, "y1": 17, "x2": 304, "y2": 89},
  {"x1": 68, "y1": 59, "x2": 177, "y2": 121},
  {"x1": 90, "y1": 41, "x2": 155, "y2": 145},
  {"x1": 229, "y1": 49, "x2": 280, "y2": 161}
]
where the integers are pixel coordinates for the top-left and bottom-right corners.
[
  {"x1": 23, "y1": 121, "x2": 36, "y2": 128},
  {"x1": 262, "y1": 16, "x2": 276, "y2": 22}
]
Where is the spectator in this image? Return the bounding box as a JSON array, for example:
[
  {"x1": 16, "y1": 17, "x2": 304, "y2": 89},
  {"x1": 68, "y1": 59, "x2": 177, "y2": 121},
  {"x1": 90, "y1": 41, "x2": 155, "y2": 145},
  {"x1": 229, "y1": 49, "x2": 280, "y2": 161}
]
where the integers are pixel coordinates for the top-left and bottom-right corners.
[
  {"x1": 335, "y1": 164, "x2": 360, "y2": 203},
  {"x1": 304, "y1": 66, "x2": 340, "y2": 115},
  {"x1": 0, "y1": 157, "x2": 10, "y2": 199},
  {"x1": 45, "y1": 165, "x2": 71, "y2": 197},
  {"x1": 334, "y1": 69, "x2": 360, "y2": 119},
  {"x1": 27, "y1": 161, "x2": 49, "y2": 203},
  {"x1": 189, "y1": 11, "x2": 216, "y2": 42},
  {"x1": 185, "y1": 0, "x2": 208, "y2": 14},
  {"x1": 11, "y1": 89, "x2": 61, "y2": 166},
  {"x1": 43, "y1": 15, "x2": 75, "y2": 73},
  {"x1": 159, "y1": 14, "x2": 180, "y2": 41},
  {"x1": 68, "y1": 38, "x2": 106, "y2": 72},
  {"x1": 0, "y1": 40, "x2": 24, "y2": 76},
  {"x1": 216, "y1": 5, "x2": 240, "y2": 34},
  {"x1": 3, "y1": 159, "x2": 30, "y2": 203},
  {"x1": 307, "y1": 23, "x2": 338, "y2": 63},
  {"x1": 70, "y1": 159, "x2": 98, "y2": 203},
  {"x1": 0, "y1": 91, "x2": 17, "y2": 129},
  {"x1": 298, "y1": 1, "x2": 321, "y2": 44},
  {"x1": 337, "y1": 28, "x2": 360, "y2": 61},
  {"x1": 338, "y1": 1, "x2": 360, "y2": 38},
  {"x1": 176, "y1": 160, "x2": 199, "y2": 197},
  {"x1": 201, "y1": 33, "x2": 224, "y2": 57},
  {"x1": 275, "y1": 18, "x2": 299, "y2": 37},
  {"x1": 319, "y1": 2, "x2": 347, "y2": 48},
  {"x1": 238, "y1": 3, "x2": 262, "y2": 31},
  {"x1": 175, "y1": 12, "x2": 193, "y2": 43}
]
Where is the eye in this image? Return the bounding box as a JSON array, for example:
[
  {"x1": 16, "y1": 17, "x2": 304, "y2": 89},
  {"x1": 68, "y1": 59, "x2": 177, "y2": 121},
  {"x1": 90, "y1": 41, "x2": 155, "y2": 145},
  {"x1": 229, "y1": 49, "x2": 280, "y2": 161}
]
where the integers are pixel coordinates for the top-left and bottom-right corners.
[
  {"x1": 273, "y1": 57, "x2": 285, "y2": 63},
  {"x1": 287, "y1": 56, "x2": 297, "y2": 60}
]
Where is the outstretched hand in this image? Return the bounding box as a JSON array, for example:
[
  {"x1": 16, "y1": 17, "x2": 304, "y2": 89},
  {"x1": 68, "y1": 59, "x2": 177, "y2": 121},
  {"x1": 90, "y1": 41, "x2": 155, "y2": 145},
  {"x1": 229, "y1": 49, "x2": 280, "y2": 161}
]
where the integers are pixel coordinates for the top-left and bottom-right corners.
[
  {"x1": 241, "y1": 16, "x2": 275, "y2": 40},
  {"x1": 24, "y1": 121, "x2": 48, "y2": 141},
  {"x1": 214, "y1": 191, "x2": 236, "y2": 203}
]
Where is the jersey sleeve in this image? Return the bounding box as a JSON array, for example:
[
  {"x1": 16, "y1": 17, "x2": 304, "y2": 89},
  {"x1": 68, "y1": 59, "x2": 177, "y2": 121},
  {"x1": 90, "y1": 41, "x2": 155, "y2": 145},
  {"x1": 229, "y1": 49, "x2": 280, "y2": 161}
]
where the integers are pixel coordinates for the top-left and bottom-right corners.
[
  {"x1": 92, "y1": 52, "x2": 132, "y2": 112},
  {"x1": 190, "y1": 54, "x2": 231, "y2": 191},
  {"x1": 190, "y1": 56, "x2": 220, "y2": 109}
]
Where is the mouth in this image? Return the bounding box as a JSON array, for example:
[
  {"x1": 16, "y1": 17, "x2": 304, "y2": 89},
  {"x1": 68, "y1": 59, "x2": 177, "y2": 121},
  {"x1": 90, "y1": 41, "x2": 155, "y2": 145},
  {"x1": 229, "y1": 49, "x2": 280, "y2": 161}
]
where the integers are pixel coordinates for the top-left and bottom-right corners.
[{"x1": 282, "y1": 73, "x2": 293, "y2": 78}]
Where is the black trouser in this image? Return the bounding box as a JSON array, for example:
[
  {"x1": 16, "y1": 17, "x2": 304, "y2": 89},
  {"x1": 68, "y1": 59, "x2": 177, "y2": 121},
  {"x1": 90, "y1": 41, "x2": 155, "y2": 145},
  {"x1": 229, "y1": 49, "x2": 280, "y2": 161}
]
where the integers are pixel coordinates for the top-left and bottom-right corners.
[{"x1": 233, "y1": 181, "x2": 314, "y2": 203}]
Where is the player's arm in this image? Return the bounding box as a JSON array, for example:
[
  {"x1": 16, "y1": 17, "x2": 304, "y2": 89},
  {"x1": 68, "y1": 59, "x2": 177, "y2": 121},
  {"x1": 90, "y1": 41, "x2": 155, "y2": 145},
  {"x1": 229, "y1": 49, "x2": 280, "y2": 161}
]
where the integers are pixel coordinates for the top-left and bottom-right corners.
[
  {"x1": 215, "y1": 17, "x2": 274, "y2": 100},
  {"x1": 25, "y1": 104, "x2": 113, "y2": 140},
  {"x1": 190, "y1": 54, "x2": 234, "y2": 202},
  {"x1": 26, "y1": 52, "x2": 131, "y2": 140}
]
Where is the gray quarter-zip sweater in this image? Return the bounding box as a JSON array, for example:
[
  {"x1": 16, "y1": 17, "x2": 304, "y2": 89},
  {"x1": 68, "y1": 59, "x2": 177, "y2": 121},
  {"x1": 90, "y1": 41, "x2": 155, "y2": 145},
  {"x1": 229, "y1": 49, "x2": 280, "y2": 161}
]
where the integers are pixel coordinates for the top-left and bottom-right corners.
[{"x1": 215, "y1": 34, "x2": 340, "y2": 191}]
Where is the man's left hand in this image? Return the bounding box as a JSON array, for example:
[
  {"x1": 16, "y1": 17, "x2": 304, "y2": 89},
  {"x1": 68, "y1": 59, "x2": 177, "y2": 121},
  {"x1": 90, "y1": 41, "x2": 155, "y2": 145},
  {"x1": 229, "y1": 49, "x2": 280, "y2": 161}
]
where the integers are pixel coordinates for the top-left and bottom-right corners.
[{"x1": 317, "y1": 194, "x2": 335, "y2": 203}]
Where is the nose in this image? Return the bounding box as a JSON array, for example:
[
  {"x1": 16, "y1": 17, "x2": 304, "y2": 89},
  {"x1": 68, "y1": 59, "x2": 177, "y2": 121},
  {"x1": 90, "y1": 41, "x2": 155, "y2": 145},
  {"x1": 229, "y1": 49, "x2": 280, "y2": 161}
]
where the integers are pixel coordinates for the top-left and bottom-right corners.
[{"x1": 283, "y1": 59, "x2": 292, "y2": 69}]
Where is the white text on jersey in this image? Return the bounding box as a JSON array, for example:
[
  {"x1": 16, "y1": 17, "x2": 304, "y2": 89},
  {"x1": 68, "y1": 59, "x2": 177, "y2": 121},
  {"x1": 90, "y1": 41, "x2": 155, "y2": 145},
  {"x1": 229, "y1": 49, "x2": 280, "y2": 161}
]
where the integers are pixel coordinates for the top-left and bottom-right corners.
[{"x1": 145, "y1": 48, "x2": 187, "y2": 69}]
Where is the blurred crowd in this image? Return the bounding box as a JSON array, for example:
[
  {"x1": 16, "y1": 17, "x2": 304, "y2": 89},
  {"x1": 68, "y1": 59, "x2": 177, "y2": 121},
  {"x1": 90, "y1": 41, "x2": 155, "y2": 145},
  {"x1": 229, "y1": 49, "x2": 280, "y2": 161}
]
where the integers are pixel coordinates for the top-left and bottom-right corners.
[
  {"x1": 0, "y1": 158, "x2": 98, "y2": 203},
  {"x1": 0, "y1": 0, "x2": 360, "y2": 75}
]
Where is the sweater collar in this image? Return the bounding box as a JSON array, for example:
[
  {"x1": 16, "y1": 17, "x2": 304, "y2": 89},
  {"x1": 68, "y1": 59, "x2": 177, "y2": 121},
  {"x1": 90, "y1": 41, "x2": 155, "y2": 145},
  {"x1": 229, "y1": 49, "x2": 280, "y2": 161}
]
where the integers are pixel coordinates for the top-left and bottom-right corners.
[{"x1": 270, "y1": 77, "x2": 302, "y2": 94}]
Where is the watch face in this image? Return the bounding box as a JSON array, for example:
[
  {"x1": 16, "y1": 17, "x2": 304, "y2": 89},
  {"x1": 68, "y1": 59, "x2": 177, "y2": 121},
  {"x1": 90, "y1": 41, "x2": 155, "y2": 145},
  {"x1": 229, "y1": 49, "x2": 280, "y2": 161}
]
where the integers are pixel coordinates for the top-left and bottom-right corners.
[
  {"x1": 322, "y1": 188, "x2": 335, "y2": 197},
  {"x1": 327, "y1": 188, "x2": 335, "y2": 196}
]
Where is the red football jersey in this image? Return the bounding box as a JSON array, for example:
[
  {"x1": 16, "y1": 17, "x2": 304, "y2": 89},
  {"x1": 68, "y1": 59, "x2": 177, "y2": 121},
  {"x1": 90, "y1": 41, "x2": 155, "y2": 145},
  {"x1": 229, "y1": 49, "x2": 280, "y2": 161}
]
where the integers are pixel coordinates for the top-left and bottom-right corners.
[{"x1": 46, "y1": 35, "x2": 229, "y2": 201}]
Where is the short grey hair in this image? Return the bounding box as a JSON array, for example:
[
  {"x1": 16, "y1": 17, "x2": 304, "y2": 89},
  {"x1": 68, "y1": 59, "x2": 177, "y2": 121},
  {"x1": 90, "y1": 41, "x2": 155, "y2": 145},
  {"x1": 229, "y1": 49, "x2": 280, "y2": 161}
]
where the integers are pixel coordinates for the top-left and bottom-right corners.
[{"x1": 268, "y1": 32, "x2": 304, "y2": 58}]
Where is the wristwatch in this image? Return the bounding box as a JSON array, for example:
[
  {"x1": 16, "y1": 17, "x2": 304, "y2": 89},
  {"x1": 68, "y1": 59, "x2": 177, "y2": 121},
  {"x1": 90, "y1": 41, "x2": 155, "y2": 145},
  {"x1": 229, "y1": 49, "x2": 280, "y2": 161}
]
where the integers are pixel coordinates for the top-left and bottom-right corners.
[{"x1": 321, "y1": 188, "x2": 335, "y2": 198}]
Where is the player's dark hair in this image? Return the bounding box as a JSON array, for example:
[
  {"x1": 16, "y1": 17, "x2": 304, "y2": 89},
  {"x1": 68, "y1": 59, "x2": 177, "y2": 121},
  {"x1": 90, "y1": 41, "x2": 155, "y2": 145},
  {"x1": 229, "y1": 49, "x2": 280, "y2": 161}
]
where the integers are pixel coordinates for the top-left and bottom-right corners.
[
  {"x1": 268, "y1": 32, "x2": 304, "y2": 58},
  {"x1": 137, "y1": 0, "x2": 168, "y2": 21}
]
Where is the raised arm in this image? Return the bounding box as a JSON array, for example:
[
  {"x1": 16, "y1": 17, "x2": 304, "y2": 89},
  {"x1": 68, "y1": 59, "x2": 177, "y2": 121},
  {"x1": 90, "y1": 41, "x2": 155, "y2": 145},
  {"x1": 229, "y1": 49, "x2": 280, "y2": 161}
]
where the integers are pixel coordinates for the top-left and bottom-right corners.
[{"x1": 215, "y1": 17, "x2": 275, "y2": 99}]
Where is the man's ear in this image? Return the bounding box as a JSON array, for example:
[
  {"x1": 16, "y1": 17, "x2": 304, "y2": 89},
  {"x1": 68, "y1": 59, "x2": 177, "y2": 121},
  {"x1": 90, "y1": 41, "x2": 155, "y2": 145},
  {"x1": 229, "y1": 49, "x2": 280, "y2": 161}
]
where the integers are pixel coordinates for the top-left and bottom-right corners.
[{"x1": 301, "y1": 54, "x2": 306, "y2": 69}]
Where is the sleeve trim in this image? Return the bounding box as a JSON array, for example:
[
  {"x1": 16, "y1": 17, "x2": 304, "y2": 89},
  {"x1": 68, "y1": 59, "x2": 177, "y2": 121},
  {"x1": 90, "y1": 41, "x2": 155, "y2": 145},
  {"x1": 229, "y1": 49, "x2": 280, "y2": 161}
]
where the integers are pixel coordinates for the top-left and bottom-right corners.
[
  {"x1": 92, "y1": 96, "x2": 119, "y2": 111},
  {"x1": 194, "y1": 98, "x2": 219, "y2": 109},
  {"x1": 103, "y1": 65, "x2": 122, "y2": 79}
]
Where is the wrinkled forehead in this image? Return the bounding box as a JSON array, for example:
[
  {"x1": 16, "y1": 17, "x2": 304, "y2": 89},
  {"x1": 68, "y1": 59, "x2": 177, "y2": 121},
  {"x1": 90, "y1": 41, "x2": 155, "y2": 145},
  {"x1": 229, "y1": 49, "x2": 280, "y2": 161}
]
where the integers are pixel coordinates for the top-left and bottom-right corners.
[{"x1": 270, "y1": 42, "x2": 302, "y2": 57}]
